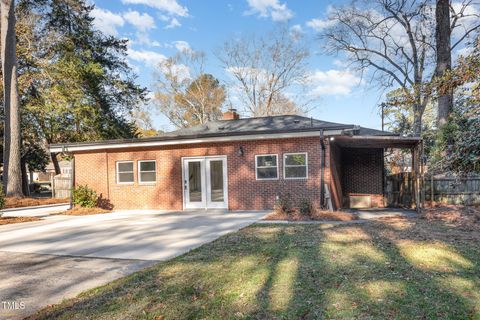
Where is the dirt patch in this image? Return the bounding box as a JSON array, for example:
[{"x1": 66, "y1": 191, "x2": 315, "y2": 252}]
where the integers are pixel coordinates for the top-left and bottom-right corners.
[
  {"x1": 5, "y1": 197, "x2": 68, "y2": 209},
  {"x1": 419, "y1": 205, "x2": 480, "y2": 228},
  {"x1": 264, "y1": 210, "x2": 358, "y2": 221},
  {"x1": 0, "y1": 216, "x2": 42, "y2": 225},
  {"x1": 58, "y1": 207, "x2": 112, "y2": 216}
]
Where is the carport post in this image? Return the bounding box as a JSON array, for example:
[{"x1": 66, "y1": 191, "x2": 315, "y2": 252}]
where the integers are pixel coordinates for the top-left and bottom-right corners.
[{"x1": 411, "y1": 144, "x2": 421, "y2": 213}]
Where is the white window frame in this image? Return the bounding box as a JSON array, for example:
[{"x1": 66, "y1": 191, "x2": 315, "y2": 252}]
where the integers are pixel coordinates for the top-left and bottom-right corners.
[
  {"x1": 138, "y1": 160, "x2": 157, "y2": 184},
  {"x1": 116, "y1": 161, "x2": 134, "y2": 184},
  {"x1": 283, "y1": 152, "x2": 308, "y2": 180},
  {"x1": 255, "y1": 154, "x2": 279, "y2": 180}
]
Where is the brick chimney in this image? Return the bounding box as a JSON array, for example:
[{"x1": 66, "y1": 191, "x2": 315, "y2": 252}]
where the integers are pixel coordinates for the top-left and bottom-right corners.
[{"x1": 222, "y1": 109, "x2": 240, "y2": 120}]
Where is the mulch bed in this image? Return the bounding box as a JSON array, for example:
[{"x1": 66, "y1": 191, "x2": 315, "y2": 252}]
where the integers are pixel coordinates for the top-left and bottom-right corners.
[
  {"x1": 5, "y1": 197, "x2": 69, "y2": 209},
  {"x1": 264, "y1": 210, "x2": 358, "y2": 221},
  {"x1": 58, "y1": 207, "x2": 112, "y2": 216},
  {"x1": 0, "y1": 216, "x2": 42, "y2": 225},
  {"x1": 419, "y1": 204, "x2": 480, "y2": 228}
]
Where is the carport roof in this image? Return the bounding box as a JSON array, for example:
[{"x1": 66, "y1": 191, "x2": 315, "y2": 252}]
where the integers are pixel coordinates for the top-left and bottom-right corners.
[{"x1": 334, "y1": 135, "x2": 421, "y2": 148}]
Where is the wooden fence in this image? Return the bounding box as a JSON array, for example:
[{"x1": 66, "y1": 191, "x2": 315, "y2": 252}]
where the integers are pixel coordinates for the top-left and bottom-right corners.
[
  {"x1": 52, "y1": 175, "x2": 71, "y2": 199},
  {"x1": 386, "y1": 172, "x2": 413, "y2": 207},
  {"x1": 386, "y1": 173, "x2": 480, "y2": 207}
]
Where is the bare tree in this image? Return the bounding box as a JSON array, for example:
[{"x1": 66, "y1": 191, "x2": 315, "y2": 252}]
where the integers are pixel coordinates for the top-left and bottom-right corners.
[
  {"x1": 218, "y1": 28, "x2": 310, "y2": 117},
  {"x1": 1, "y1": 0, "x2": 23, "y2": 196},
  {"x1": 154, "y1": 50, "x2": 226, "y2": 128},
  {"x1": 318, "y1": 0, "x2": 479, "y2": 136}
]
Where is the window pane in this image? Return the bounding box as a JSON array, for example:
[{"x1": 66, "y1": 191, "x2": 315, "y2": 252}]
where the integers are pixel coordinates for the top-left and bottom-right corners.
[
  {"x1": 189, "y1": 161, "x2": 202, "y2": 202},
  {"x1": 285, "y1": 166, "x2": 307, "y2": 178},
  {"x1": 140, "y1": 161, "x2": 156, "y2": 172},
  {"x1": 257, "y1": 155, "x2": 276, "y2": 167},
  {"x1": 118, "y1": 162, "x2": 133, "y2": 172},
  {"x1": 210, "y1": 160, "x2": 224, "y2": 202},
  {"x1": 285, "y1": 154, "x2": 306, "y2": 166},
  {"x1": 257, "y1": 167, "x2": 278, "y2": 179},
  {"x1": 140, "y1": 172, "x2": 156, "y2": 182},
  {"x1": 118, "y1": 172, "x2": 134, "y2": 183}
]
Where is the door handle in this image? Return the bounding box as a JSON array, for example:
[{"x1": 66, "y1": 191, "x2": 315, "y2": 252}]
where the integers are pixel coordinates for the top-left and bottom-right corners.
[{"x1": 184, "y1": 180, "x2": 187, "y2": 190}]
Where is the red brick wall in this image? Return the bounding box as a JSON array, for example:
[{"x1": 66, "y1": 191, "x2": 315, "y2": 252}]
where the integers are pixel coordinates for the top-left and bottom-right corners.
[
  {"x1": 340, "y1": 147, "x2": 385, "y2": 208},
  {"x1": 74, "y1": 137, "x2": 326, "y2": 210}
]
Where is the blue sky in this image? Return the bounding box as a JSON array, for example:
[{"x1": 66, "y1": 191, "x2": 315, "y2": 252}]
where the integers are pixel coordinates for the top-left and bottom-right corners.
[{"x1": 91, "y1": 0, "x2": 385, "y2": 131}]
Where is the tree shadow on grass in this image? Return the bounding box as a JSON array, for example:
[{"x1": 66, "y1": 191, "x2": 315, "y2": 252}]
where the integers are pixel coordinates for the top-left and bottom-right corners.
[{"x1": 290, "y1": 218, "x2": 480, "y2": 319}]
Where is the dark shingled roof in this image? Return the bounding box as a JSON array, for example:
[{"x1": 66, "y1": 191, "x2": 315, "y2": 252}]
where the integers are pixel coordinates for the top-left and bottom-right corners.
[
  {"x1": 49, "y1": 115, "x2": 397, "y2": 150},
  {"x1": 170, "y1": 115, "x2": 396, "y2": 137}
]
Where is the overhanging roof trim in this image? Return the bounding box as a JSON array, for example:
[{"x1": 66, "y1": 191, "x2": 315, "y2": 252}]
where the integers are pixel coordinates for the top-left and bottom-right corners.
[{"x1": 49, "y1": 128, "x2": 347, "y2": 153}]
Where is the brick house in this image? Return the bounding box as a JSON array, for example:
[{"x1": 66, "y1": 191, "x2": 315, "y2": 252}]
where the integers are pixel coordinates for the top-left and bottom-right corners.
[{"x1": 49, "y1": 112, "x2": 421, "y2": 211}]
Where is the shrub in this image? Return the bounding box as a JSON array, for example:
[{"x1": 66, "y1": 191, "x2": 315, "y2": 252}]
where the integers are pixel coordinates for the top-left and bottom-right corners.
[
  {"x1": 274, "y1": 194, "x2": 292, "y2": 215},
  {"x1": 298, "y1": 198, "x2": 314, "y2": 216},
  {"x1": 73, "y1": 185, "x2": 98, "y2": 208},
  {"x1": 0, "y1": 185, "x2": 5, "y2": 210}
]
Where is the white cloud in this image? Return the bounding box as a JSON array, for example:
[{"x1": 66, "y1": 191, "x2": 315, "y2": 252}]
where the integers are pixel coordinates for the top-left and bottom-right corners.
[
  {"x1": 455, "y1": 46, "x2": 474, "y2": 58},
  {"x1": 245, "y1": 0, "x2": 293, "y2": 22},
  {"x1": 173, "y1": 40, "x2": 191, "y2": 52},
  {"x1": 309, "y1": 69, "x2": 361, "y2": 96},
  {"x1": 91, "y1": 8, "x2": 124, "y2": 36},
  {"x1": 290, "y1": 24, "x2": 303, "y2": 33},
  {"x1": 134, "y1": 32, "x2": 162, "y2": 47},
  {"x1": 127, "y1": 48, "x2": 191, "y2": 81},
  {"x1": 123, "y1": 10, "x2": 156, "y2": 32},
  {"x1": 306, "y1": 18, "x2": 336, "y2": 32},
  {"x1": 121, "y1": 0, "x2": 188, "y2": 17},
  {"x1": 127, "y1": 48, "x2": 167, "y2": 66},
  {"x1": 165, "y1": 17, "x2": 181, "y2": 29}
]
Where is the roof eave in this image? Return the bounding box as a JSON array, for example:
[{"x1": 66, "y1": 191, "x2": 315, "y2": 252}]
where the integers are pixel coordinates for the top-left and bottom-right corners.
[{"x1": 49, "y1": 127, "x2": 353, "y2": 153}]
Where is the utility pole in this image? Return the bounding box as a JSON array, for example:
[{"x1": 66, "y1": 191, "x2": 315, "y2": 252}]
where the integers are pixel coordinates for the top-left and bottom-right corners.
[{"x1": 380, "y1": 103, "x2": 385, "y2": 131}]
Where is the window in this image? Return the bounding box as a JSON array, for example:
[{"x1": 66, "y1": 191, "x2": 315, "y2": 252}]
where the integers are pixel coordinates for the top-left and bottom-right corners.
[
  {"x1": 138, "y1": 160, "x2": 156, "y2": 183},
  {"x1": 116, "y1": 161, "x2": 134, "y2": 184},
  {"x1": 284, "y1": 153, "x2": 308, "y2": 179},
  {"x1": 255, "y1": 154, "x2": 278, "y2": 180}
]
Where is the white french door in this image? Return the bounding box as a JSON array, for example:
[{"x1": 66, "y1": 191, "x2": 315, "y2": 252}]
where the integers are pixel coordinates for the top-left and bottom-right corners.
[{"x1": 182, "y1": 156, "x2": 228, "y2": 209}]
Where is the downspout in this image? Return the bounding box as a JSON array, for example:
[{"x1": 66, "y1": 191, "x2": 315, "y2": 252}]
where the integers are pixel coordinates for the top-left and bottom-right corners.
[
  {"x1": 70, "y1": 155, "x2": 75, "y2": 210},
  {"x1": 320, "y1": 130, "x2": 325, "y2": 209}
]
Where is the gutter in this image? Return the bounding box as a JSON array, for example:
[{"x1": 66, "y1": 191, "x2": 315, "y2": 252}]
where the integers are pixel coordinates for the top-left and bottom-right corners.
[
  {"x1": 49, "y1": 127, "x2": 351, "y2": 153},
  {"x1": 320, "y1": 130, "x2": 326, "y2": 209}
]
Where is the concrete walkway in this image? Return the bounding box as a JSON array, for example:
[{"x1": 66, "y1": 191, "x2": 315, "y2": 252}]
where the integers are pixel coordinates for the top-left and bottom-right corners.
[
  {"x1": 0, "y1": 210, "x2": 267, "y2": 319},
  {"x1": 0, "y1": 210, "x2": 268, "y2": 260},
  {"x1": 258, "y1": 208, "x2": 417, "y2": 225},
  {"x1": 1, "y1": 203, "x2": 70, "y2": 217},
  {"x1": 354, "y1": 208, "x2": 417, "y2": 219},
  {"x1": 0, "y1": 251, "x2": 155, "y2": 320}
]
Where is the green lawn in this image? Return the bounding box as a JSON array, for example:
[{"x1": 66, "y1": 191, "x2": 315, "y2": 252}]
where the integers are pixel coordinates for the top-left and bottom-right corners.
[{"x1": 30, "y1": 218, "x2": 480, "y2": 320}]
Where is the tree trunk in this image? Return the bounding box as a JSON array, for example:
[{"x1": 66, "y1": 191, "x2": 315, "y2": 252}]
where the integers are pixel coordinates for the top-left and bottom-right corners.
[
  {"x1": 51, "y1": 152, "x2": 61, "y2": 175},
  {"x1": 412, "y1": 105, "x2": 423, "y2": 137},
  {"x1": 21, "y1": 158, "x2": 30, "y2": 196},
  {"x1": 436, "y1": 0, "x2": 453, "y2": 127},
  {"x1": 1, "y1": 0, "x2": 23, "y2": 197}
]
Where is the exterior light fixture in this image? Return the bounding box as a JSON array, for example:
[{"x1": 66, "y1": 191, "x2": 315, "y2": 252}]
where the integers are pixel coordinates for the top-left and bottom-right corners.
[{"x1": 237, "y1": 145, "x2": 244, "y2": 157}]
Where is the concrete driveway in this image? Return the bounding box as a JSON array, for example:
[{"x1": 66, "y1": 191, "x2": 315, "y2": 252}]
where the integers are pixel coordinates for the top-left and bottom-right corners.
[{"x1": 0, "y1": 210, "x2": 267, "y2": 319}]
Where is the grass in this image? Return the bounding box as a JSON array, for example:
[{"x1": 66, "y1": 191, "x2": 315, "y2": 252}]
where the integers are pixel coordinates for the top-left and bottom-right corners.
[
  {"x1": 29, "y1": 217, "x2": 480, "y2": 320},
  {"x1": 0, "y1": 216, "x2": 42, "y2": 225},
  {"x1": 5, "y1": 197, "x2": 68, "y2": 209}
]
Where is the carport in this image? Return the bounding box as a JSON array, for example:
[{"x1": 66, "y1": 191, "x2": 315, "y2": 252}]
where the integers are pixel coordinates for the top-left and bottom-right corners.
[{"x1": 328, "y1": 135, "x2": 422, "y2": 211}]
